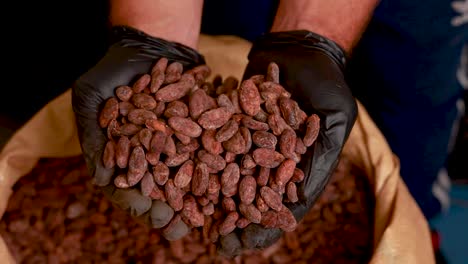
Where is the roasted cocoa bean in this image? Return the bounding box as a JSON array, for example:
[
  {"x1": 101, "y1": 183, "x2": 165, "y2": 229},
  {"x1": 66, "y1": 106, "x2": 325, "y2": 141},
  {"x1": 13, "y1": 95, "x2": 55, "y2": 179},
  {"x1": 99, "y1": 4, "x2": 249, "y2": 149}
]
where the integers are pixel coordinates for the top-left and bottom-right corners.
[
  {"x1": 132, "y1": 93, "x2": 157, "y2": 110},
  {"x1": 239, "y1": 79, "x2": 261, "y2": 116},
  {"x1": 198, "y1": 107, "x2": 232, "y2": 130},
  {"x1": 127, "y1": 146, "x2": 148, "y2": 186},
  {"x1": 242, "y1": 116, "x2": 269, "y2": 131},
  {"x1": 275, "y1": 159, "x2": 296, "y2": 188},
  {"x1": 116, "y1": 136, "x2": 131, "y2": 168},
  {"x1": 303, "y1": 114, "x2": 320, "y2": 147},
  {"x1": 141, "y1": 172, "x2": 156, "y2": 197},
  {"x1": 138, "y1": 128, "x2": 153, "y2": 150},
  {"x1": 222, "y1": 131, "x2": 246, "y2": 154},
  {"x1": 216, "y1": 120, "x2": 239, "y2": 142},
  {"x1": 132, "y1": 74, "x2": 151, "y2": 93},
  {"x1": 165, "y1": 152, "x2": 190, "y2": 167},
  {"x1": 219, "y1": 212, "x2": 239, "y2": 236},
  {"x1": 260, "y1": 186, "x2": 283, "y2": 212},
  {"x1": 155, "y1": 73, "x2": 195, "y2": 102},
  {"x1": 266, "y1": 62, "x2": 280, "y2": 83},
  {"x1": 252, "y1": 148, "x2": 285, "y2": 168},
  {"x1": 197, "y1": 150, "x2": 226, "y2": 171},
  {"x1": 252, "y1": 131, "x2": 277, "y2": 149},
  {"x1": 164, "y1": 101, "x2": 189, "y2": 118},
  {"x1": 168, "y1": 117, "x2": 202, "y2": 138},
  {"x1": 189, "y1": 89, "x2": 217, "y2": 120},
  {"x1": 192, "y1": 162, "x2": 209, "y2": 196},
  {"x1": 176, "y1": 138, "x2": 200, "y2": 154},
  {"x1": 239, "y1": 176, "x2": 256, "y2": 204},
  {"x1": 279, "y1": 129, "x2": 297, "y2": 160},
  {"x1": 220, "y1": 163, "x2": 240, "y2": 197},
  {"x1": 153, "y1": 161, "x2": 170, "y2": 185},
  {"x1": 165, "y1": 180, "x2": 184, "y2": 211},
  {"x1": 164, "y1": 62, "x2": 183, "y2": 84},
  {"x1": 128, "y1": 109, "x2": 157, "y2": 125},
  {"x1": 150, "y1": 58, "x2": 168, "y2": 93},
  {"x1": 239, "y1": 203, "x2": 261, "y2": 224},
  {"x1": 115, "y1": 85, "x2": 133, "y2": 101},
  {"x1": 286, "y1": 182, "x2": 299, "y2": 203},
  {"x1": 174, "y1": 160, "x2": 194, "y2": 188},
  {"x1": 181, "y1": 195, "x2": 204, "y2": 227}
]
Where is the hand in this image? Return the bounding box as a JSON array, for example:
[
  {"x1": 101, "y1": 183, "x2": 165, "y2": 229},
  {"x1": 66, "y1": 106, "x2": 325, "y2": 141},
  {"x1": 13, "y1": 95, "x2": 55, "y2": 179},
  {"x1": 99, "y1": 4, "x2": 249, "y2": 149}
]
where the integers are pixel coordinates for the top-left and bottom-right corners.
[
  {"x1": 72, "y1": 26, "x2": 205, "y2": 240},
  {"x1": 218, "y1": 30, "x2": 357, "y2": 256}
]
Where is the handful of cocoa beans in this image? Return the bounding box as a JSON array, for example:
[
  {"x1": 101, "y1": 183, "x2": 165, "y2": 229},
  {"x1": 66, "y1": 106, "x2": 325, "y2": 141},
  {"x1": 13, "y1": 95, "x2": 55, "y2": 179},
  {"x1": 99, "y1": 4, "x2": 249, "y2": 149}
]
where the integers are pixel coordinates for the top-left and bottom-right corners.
[{"x1": 99, "y1": 59, "x2": 320, "y2": 240}]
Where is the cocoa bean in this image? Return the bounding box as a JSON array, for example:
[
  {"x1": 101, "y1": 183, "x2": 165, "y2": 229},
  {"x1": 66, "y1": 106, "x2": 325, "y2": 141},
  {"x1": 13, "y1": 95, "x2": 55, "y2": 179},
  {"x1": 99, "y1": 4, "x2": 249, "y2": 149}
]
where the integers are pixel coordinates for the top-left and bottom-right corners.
[
  {"x1": 115, "y1": 85, "x2": 133, "y2": 101},
  {"x1": 222, "y1": 131, "x2": 246, "y2": 154},
  {"x1": 165, "y1": 152, "x2": 190, "y2": 167},
  {"x1": 155, "y1": 74, "x2": 195, "y2": 102},
  {"x1": 252, "y1": 131, "x2": 277, "y2": 149},
  {"x1": 132, "y1": 94, "x2": 157, "y2": 110},
  {"x1": 189, "y1": 89, "x2": 217, "y2": 120},
  {"x1": 239, "y1": 203, "x2": 261, "y2": 224},
  {"x1": 252, "y1": 148, "x2": 285, "y2": 168},
  {"x1": 99, "y1": 98, "x2": 119, "y2": 128},
  {"x1": 197, "y1": 150, "x2": 226, "y2": 171},
  {"x1": 239, "y1": 176, "x2": 256, "y2": 204},
  {"x1": 215, "y1": 120, "x2": 239, "y2": 142},
  {"x1": 257, "y1": 167, "x2": 270, "y2": 186},
  {"x1": 222, "y1": 197, "x2": 236, "y2": 212},
  {"x1": 128, "y1": 109, "x2": 157, "y2": 125},
  {"x1": 153, "y1": 161, "x2": 170, "y2": 185},
  {"x1": 168, "y1": 117, "x2": 202, "y2": 138},
  {"x1": 120, "y1": 123, "x2": 141, "y2": 136},
  {"x1": 266, "y1": 62, "x2": 280, "y2": 83},
  {"x1": 132, "y1": 74, "x2": 151, "y2": 93},
  {"x1": 181, "y1": 195, "x2": 204, "y2": 227},
  {"x1": 116, "y1": 136, "x2": 131, "y2": 168},
  {"x1": 260, "y1": 186, "x2": 283, "y2": 212},
  {"x1": 138, "y1": 128, "x2": 153, "y2": 150},
  {"x1": 165, "y1": 180, "x2": 184, "y2": 211},
  {"x1": 239, "y1": 79, "x2": 261, "y2": 116},
  {"x1": 303, "y1": 114, "x2": 320, "y2": 147},
  {"x1": 176, "y1": 138, "x2": 200, "y2": 154},
  {"x1": 242, "y1": 116, "x2": 269, "y2": 131},
  {"x1": 164, "y1": 101, "x2": 189, "y2": 118},
  {"x1": 102, "y1": 141, "x2": 115, "y2": 169},
  {"x1": 220, "y1": 163, "x2": 240, "y2": 197},
  {"x1": 141, "y1": 172, "x2": 156, "y2": 196},
  {"x1": 286, "y1": 182, "x2": 299, "y2": 203},
  {"x1": 275, "y1": 159, "x2": 296, "y2": 188},
  {"x1": 198, "y1": 107, "x2": 232, "y2": 130},
  {"x1": 174, "y1": 160, "x2": 194, "y2": 188},
  {"x1": 218, "y1": 212, "x2": 239, "y2": 236},
  {"x1": 192, "y1": 162, "x2": 209, "y2": 196},
  {"x1": 164, "y1": 62, "x2": 183, "y2": 84},
  {"x1": 279, "y1": 129, "x2": 297, "y2": 160},
  {"x1": 150, "y1": 58, "x2": 168, "y2": 93}
]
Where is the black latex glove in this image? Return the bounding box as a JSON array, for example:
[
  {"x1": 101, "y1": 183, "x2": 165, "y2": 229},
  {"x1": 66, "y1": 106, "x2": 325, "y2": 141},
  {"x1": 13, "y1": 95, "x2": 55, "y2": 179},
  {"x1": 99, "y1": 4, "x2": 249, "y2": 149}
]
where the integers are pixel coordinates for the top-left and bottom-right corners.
[
  {"x1": 72, "y1": 26, "x2": 205, "y2": 240},
  {"x1": 218, "y1": 30, "x2": 357, "y2": 256}
]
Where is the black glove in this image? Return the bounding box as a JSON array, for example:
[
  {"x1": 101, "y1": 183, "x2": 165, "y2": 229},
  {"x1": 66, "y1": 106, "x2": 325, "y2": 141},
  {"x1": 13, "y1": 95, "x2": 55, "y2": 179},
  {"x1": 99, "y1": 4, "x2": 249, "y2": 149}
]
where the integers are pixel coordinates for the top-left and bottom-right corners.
[
  {"x1": 218, "y1": 30, "x2": 357, "y2": 256},
  {"x1": 72, "y1": 26, "x2": 205, "y2": 240}
]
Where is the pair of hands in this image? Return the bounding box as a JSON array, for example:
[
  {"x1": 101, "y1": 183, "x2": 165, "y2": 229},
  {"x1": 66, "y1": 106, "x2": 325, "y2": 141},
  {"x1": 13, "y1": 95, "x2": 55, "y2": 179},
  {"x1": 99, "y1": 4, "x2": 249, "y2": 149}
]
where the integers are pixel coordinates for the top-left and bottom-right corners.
[{"x1": 72, "y1": 26, "x2": 356, "y2": 256}]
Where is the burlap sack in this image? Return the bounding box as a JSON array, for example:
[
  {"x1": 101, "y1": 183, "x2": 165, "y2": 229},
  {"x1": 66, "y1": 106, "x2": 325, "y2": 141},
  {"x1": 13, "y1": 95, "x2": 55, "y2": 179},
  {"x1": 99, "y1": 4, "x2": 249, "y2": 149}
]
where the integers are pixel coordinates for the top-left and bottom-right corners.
[{"x1": 0, "y1": 35, "x2": 435, "y2": 264}]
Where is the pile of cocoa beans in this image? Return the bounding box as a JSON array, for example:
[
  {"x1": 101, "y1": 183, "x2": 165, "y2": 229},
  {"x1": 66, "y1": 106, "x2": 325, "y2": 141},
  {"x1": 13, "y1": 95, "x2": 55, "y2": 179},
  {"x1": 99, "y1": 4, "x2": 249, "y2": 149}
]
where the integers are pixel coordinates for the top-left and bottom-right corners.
[
  {"x1": 0, "y1": 156, "x2": 373, "y2": 264},
  {"x1": 99, "y1": 59, "x2": 321, "y2": 238}
]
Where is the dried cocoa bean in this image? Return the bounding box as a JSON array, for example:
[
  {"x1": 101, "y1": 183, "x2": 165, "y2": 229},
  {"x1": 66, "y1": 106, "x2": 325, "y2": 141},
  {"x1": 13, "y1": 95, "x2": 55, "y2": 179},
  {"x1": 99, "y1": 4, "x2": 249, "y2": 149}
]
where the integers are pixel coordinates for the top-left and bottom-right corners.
[
  {"x1": 260, "y1": 210, "x2": 278, "y2": 228},
  {"x1": 207, "y1": 174, "x2": 220, "y2": 196},
  {"x1": 114, "y1": 174, "x2": 130, "y2": 188},
  {"x1": 116, "y1": 136, "x2": 131, "y2": 168},
  {"x1": 291, "y1": 168, "x2": 305, "y2": 183},
  {"x1": 192, "y1": 162, "x2": 209, "y2": 196},
  {"x1": 277, "y1": 206, "x2": 297, "y2": 232},
  {"x1": 229, "y1": 90, "x2": 242, "y2": 114},
  {"x1": 150, "y1": 185, "x2": 166, "y2": 201},
  {"x1": 119, "y1": 123, "x2": 141, "y2": 136},
  {"x1": 225, "y1": 152, "x2": 236, "y2": 163},
  {"x1": 215, "y1": 120, "x2": 239, "y2": 142},
  {"x1": 132, "y1": 93, "x2": 157, "y2": 110},
  {"x1": 239, "y1": 79, "x2": 261, "y2": 116},
  {"x1": 220, "y1": 76, "x2": 238, "y2": 93},
  {"x1": 257, "y1": 167, "x2": 270, "y2": 186},
  {"x1": 217, "y1": 94, "x2": 235, "y2": 113},
  {"x1": 275, "y1": 159, "x2": 296, "y2": 187},
  {"x1": 153, "y1": 161, "x2": 170, "y2": 185},
  {"x1": 198, "y1": 107, "x2": 232, "y2": 130},
  {"x1": 164, "y1": 62, "x2": 183, "y2": 84},
  {"x1": 279, "y1": 129, "x2": 297, "y2": 159},
  {"x1": 219, "y1": 212, "x2": 239, "y2": 236},
  {"x1": 149, "y1": 130, "x2": 167, "y2": 155},
  {"x1": 201, "y1": 129, "x2": 223, "y2": 155},
  {"x1": 239, "y1": 127, "x2": 252, "y2": 154},
  {"x1": 181, "y1": 195, "x2": 204, "y2": 227},
  {"x1": 241, "y1": 154, "x2": 256, "y2": 170},
  {"x1": 150, "y1": 58, "x2": 168, "y2": 93},
  {"x1": 242, "y1": 116, "x2": 269, "y2": 131},
  {"x1": 99, "y1": 98, "x2": 119, "y2": 128},
  {"x1": 222, "y1": 197, "x2": 236, "y2": 212},
  {"x1": 168, "y1": 117, "x2": 202, "y2": 138},
  {"x1": 175, "y1": 132, "x2": 191, "y2": 145},
  {"x1": 197, "y1": 196, "x2": 210, "y2": 207},
  {"x1": 254, "y1": 108, "x2": 268, "y2": 122},
  {"x1": 264, "y1": 99, "x2": 281, "y2": 115},
  {"x1": 249, "y1": 74, "x2": 265, "y2": 85},
  {"x1": 164, "y1": 101, "x2": 189, "y2": 118},
  {"x1": 107, "y1": 119, "x2": 120, "y2": 139},
  {"x1": 236, "y1": 218, "x2": 251, "y2": 229},
  {"x1": 174, "y1": 160, "x2": 194, "y2": 188},
  {"x1": 146, "y1": 152, "x2": 160, "y2": 165},
  {"x1": 130, "y1": 133, "x2": 141, "y2": 147},
  {"x1": 165, "y1": 180, "x2": 184, "y2": 211},
  {"x1": 197, "y1": 150, "x2": 226, "y2": 171},
  {"x1": 266, "y1": 62, "x2": 280, "y2": 83},
  {"x1": 189, "y1": 89, "x2": 217, "y2": 120},
  {"x1": 141, "y1": 172, "x2": 155, "y2": 196},
  {"x1": 221, "y1": 163, "x2": 240, "y2": 197},
  {"x1": 155, "y1": 73, "x2": 195, "y2": 102},
  {"x1": 132, "y1": 74, "x2": 151, "y2": 93},
  {"x1": 128, "y1": 109, "x2": 157, "y2": 125},
  {"x1": 252, "y1": 148, "x2": 285, "y2": 168},
  {"x1": 303, "y1": 114, "x2": 320, "y2": 147},
  {"x1": 163, "y1": 136, "x2": 177, "y2": 156},
  {"x1": 202, "y1": 203, "x2": 215, "y2": 216},
  {"x1": 208, "y1": 222, "x2": 220, "y2": 243},
  {"x1": 153, "y1": 101, "x2": 166, "y2": 117},
  {"x1": 115, "y1": 85, "x2": 133, "y2": 101},
  {"x1": 295, "y1": 138, "x2": 307, "y2": 155},
  {"x1": 267, "y1": 114, "x2": 289, "y2": 136},
  {"x1": 239, "y1": 176, "x2": 256, "y2": 204},
  {"x1": 145, "y1": 119, "x2": 168, "y2": 133},
  {"x1": 260, "y1": 186, "x2": 282, "y2": 212},
  {"x1": 222, "y1": 131, "x2": 245, "y2": 154},
  {"x1": 286, "y1": 182, "x2": 299, "y2": 203},
  {"x1": 138, "y1": 128, "x2": 153, "y2": 150},
  {"x1": 127, "y1": 146, "x2": 148, "y2": 186},
  {"x1": 239, "y1": 203, "x2": 261, "y2": 224},
  {"x1": 176, "y1": 138, "x2": 200, "y2": 154},
  {"x1": 102, "y1": 141, "x2": 115, "y2": 169},
  {"x1": 252, "y1": 131, "x2": 277, "y2": 149},
  {"x1": 256, "y1": 196, "x2": 269, "y2": 213},
  {"x1": 258, "y1": 82, "x2": 290, "y2": 99},
  {"x1": 279, "y1": 98, "x2": 302, "y2": 130},
  {"x1": 165, "y1": 152, "x2": 190, "y2": 167}
]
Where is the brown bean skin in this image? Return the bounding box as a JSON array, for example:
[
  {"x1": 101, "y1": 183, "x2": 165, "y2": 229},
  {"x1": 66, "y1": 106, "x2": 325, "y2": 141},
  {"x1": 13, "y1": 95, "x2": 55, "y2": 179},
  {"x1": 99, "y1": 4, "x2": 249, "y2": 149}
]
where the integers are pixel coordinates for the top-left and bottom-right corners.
[
  {"x1": 303, "y1": 114, "x2": 320, "y2": 147},
  {"x1": 257, "y1": 167, "x2": 270, "y2": 186},
  {"x1": 266, "y1": 62, "x2": 280, "y2": 83},
  {"x1": 222, "y1": 197, "x2": 236, "y2": 212},
  {"x1": 192, "y1": 162, "x2": 210, "y2": 196},
  {"x1": 174, "y1": 132, "x2": 191, "y2": 145},
  {"x1": 216, "y1": 120, "x2": 239, "y2": 142},
  {"x1": 207, "y1": 174, "x2": 221, "y2": 196},
  {"x1": 153, "y1": 161, "x2": 170, "y2": 185},
  {"x1": 256, "y1": 196, "x2": 269, "y2": 212},
  {"x1": 102, "y1": 141, "x2": 115, "y2": 169},
  {"x1": 181, "y1": 195, "x2": 205, "y2": 227},
  {"x1": 197, "y1": 196, "x2": 210, "y2": 207},
  {"x1": 114, "y1": 174, "x2": 130, "y2": 188},
  {"x1": 189, "y1": 89, "x2": 217, "y2": 120},
  {"x1": 279, "y1": 129, "x2": 297, "y2": 160},
  {"x1": 198, "y1": 107, "x2": 233, "y2": 130},
  {"x1": 217, "y1": 94, "x2": 235, "y2": 113},
  {"x1": 260, "y1": 186, "x2": 283, "y2": 212},
  {"x1": 168, "y1": 117, "x2": 202, "y2": 138},
  {"x1": 132, "y1": 74, "x2": 151, "y2": 93},
  {"x1": 202, "y1": 203, "x2": 215, "y2": 216},
  {"x1": 145, "y1": 152, "x2": 160, "y2": 166},
  {"x1": 221, "y1": 163, "x2": 240, "y2": 197},
  {"x1": 116, "y1": 136, "x2": 131, "y2": 168},
  {"x1": 239, "y1": 127, "x2": 252, "y2": 154},
  {"x1": 286, "y1": 182, "x2": 299, "y2": 203},
  {"x1": 291, "y1": 168, "x2": 305, "y2": 183},
  {"x1": 201, "y1": 129, "x2": 223, "y2": 155},
  {"x1": 258, "y1": 82, "x2": 291, "y2": 99},
  {"x1": 119, "y1": 123, "x2": 141, "y2": 136},
  {"x1": 275, "y1": 159, "x2": 296, "y2": 187},
  {"x1": 164, "y1": 62, "x2": 183, "y2": 84},
  {"x1": 174, "y1": 160, "x2": 194, "y2": 188},
  {"x1": 165, "y1": 180, "x2": 184, "y2": 211},
  {"x1": 115, "y1": 85, "x2": 133, "y2": 101},
  {"x1": 279, "y1": 98, "x2": 301, "y2": 130},
  {"x1": 127, "y1": 146, "x2": 148, "y2": 186},
  {"x1": 128, "y1": 109, "x2": 157, "y2": 125},
  {"x1": 175, "y1": 138, "x2": 200, "y2": 154},
  {"x1": 163, "y1": 135, "x2": 177, "y2": 156},
  {"x1": 164, "y1": 101, "x2": 189, "y2": 118},
  {"x1": 239, "y1": 176, "x2": 256, "y2": 204},
  {"x1": 239, "y1": 79, "x2": 261, "y2": 116},
  {"x1": 239, "y1": 203, "x2": 262, "y2": 224},
  {"x1": 229, "y1": 90, "x2": 242, "y2": 114},
  {"x1": 241, "y1": 154, "x2": 256, "y2": 170},
  {"x1": 252, "y1": 148, "x2": 285, "y2": 168},
  {"x1": 145, "y1": 119, "x2": 168, "y2": 133},
  {"x1": 99, "y1": 98, "x2": 119, "y2": 128},
  {"x1": 155, "y1": 73, "x2": 195, "y2": 102},
  {"x1": 141, "y1": 172, "x2": 156, "y2": 197},
  {"x1": 165, "y1": 152, "x2": 190, "y2": 167},
  {"x1": 198, "y1": 150, "x2": 226, "y2": 171},
  {"x1": 107, "y1": 119, "x2": 120, "y2": 139},
  {"x1": 149, "y1": 130, "x2": 167, "y2": 155},
  {"x1": 138, "y1": 128, "x2": 153, "y2": 150},
  {"x1": 260, "y1": 210, "x2": 278, "y2": 228},
  {"x1": 222, "y1": 131, "x2": 246, "y2": 154},
  {"x1": 277, "y1": 206, "x2": 297, "y2": 232},
  {"x1": 242, "y1": 116, "x2": 269, "y2": 131},
  {"x1": 219, "y1": 212, "x2": 239, "y2": 236},
  {"x1": 225, "y1": 152, "x2": 236, "y2": 163},
  {"x1": 252, "y1": 131, "x2": 277, "y2": 149},
  {"x1": 150, "y1": 58, "x2": 168, "y2": 93},
  {"x1": 295, "y1": 138, "x2": 307, "y2": 155},
  {"x1": 249, "y1": 74, "x2": 265, "y2": 86},
  {"x1": 267, "y1": 114, "x2": 289, "y2": 136},
  {"x1": 236, "y1": 218, "x2": 251, "y2": 229},
  {"x1": 132, "y1": 93, "x2": 157, "y2": 110}
]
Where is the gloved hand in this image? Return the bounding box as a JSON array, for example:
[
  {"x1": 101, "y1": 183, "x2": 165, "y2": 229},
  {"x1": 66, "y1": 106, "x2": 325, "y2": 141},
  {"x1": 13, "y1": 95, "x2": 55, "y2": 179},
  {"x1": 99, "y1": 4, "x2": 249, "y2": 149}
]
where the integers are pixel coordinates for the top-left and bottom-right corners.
[
  {"x1": 72, "y1": 26, "x2": 205, "y2": 240},
  {"x1": 218, "y1": 30, "x2": 357, "y2": 256}
]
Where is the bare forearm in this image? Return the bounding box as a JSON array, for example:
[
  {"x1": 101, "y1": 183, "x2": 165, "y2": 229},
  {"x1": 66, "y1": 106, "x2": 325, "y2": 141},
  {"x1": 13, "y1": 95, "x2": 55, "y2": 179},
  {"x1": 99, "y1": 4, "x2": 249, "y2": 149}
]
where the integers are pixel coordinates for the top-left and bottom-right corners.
[
  {"x1": 271, "y1": 0, "x2": 380, "y2": 52},
  {"x1": 109, "y1": 0, "x2": 203, "y2": 49}
]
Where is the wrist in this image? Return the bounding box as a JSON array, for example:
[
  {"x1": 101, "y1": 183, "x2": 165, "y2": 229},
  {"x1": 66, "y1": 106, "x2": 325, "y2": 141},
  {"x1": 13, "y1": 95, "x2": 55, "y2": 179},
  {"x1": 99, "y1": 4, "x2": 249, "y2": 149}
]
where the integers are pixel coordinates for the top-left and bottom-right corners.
[{"x1": 109, "y1": 0, "x2": 203, "y2": 49}]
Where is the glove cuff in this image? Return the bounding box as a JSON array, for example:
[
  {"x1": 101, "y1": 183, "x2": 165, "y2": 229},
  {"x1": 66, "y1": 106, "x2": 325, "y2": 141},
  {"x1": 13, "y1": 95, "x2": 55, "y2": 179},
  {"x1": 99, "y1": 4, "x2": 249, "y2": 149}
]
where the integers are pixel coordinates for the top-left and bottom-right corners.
[
  {"x1": 249, "y1": 30, "x2": 347, "y2": 71},
  {"x1": 110, "y1": 25, "x2": 206, "y2": 67}
]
